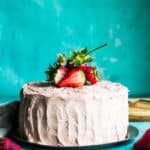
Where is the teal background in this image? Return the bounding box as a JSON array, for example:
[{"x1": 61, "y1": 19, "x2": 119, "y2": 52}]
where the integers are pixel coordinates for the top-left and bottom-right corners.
[{"x1": 0, "y1": 0, "x2": 150, "y2": 98}]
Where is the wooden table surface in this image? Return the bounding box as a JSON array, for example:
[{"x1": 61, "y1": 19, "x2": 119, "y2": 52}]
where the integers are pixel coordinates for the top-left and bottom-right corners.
[{"x1": 129, "y1": 98, "x2": 150, "y2": 121}]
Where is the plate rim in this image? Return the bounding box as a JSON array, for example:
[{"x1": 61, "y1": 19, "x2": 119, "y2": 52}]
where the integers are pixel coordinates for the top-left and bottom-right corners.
[{"x1": 9, "y1": 125, "x2": 138, "y2": 149}]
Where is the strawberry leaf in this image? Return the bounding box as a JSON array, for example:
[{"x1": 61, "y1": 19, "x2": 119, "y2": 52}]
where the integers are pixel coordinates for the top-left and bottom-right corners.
[
  {"x1": 56, "y1": 54, "x2": 67, "y2": 66},
  {"x1": 69, "y1": 48, "x2": 94, "y2": 67},
  {"x1": 45, "y1": 64, "x2": 58, "y2": 83}
]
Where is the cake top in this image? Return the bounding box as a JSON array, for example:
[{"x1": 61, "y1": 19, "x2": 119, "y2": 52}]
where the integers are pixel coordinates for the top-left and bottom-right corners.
[
  {"x1": 22, "y1": 81, "x2": 128, "y2": 98},
  {"x1": 45, "y1": 43, "x2": 108, "y2": 88}
]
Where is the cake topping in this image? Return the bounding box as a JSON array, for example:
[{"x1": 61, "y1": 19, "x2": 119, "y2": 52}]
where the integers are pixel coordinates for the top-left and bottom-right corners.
[
  {"x1": 79, "y1": 64, "x2": 99, "y2": 85},
  {"x1": 58, "y1": 68, "x2": 85, "y2": 87},
  {"x1": 46, "y1": 43, "x2": 108, "y2": 87},
  {"x1": 54, "y1": 66, "x2": 68, "y2": 84}
]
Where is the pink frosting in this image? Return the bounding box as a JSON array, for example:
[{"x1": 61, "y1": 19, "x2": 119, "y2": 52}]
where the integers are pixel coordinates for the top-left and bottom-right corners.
[{"x1": 18, "y1": 80, "x2": 128, "y2": 146}]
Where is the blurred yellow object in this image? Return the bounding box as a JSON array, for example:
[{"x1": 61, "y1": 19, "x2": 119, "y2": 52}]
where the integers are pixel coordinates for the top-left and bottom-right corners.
[{"x1": 129, "y1": 98, "x2": 150, "y2": 121}]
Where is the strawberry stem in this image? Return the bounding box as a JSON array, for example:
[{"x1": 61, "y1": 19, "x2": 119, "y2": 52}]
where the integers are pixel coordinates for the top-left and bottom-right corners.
[{"x1": 87, "y1": 43, "x2": 108, "y2": 55}]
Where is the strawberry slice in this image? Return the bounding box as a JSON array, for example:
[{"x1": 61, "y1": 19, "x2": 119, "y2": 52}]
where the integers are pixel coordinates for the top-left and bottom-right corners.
[
  {"x1": 54, "y1": 67, "x2": 68, "y2": 84},
  {"x1": 0, "y1": 137, "x2": 22, "y2": 150},
  {"x1": 58, "y1": 68, "x2": 85, "y2": 88},
  {"x1": 134, "y1": 128, "x2": 150, "y2": 150}
]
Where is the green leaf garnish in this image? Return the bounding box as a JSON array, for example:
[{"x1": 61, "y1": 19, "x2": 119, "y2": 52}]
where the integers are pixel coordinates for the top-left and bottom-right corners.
[
  {"x1": 69, "y1": 48, "x2": 94, "y2": 66},
  {"x1": 56, "y1": 54, "x2": 67, "y2": 66},
  {"x1": 45, "y1": 63, "x2": 58, "y2": 83},
  {"x1": 69, "y1": 43, "x2": 108, "y2": 67}
]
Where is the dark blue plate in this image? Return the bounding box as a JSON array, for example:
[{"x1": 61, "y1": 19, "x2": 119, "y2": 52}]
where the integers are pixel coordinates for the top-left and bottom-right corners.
[{"x1": 9, "y1": 125, "x2": 138, "y2": 150}]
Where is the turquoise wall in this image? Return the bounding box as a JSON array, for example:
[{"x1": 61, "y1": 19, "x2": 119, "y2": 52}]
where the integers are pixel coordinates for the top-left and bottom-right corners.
[{"x1": 0, "y1": 0, "x2": 150, "y2": 98}]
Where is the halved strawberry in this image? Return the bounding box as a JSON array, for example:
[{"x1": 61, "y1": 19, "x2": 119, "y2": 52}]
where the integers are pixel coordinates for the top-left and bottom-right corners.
[
  {"x1": 80, "y1": 64, "x2": 99, "y2": 85},
  {"x1": 80, "y1": 64, "x2": 94, "y2": 74},
  {"x1": 54, "y1": 67, "x2": 68, "y2": 84},
  {"x1": 58, "y1": 68, "x2": 85, "y2": 88},
  {"x1": 0, "y1": 137, "x2": 22, "y2": 150},
  {"x1": 86, "y1": 73, "x2": 97, "y2": 84}
]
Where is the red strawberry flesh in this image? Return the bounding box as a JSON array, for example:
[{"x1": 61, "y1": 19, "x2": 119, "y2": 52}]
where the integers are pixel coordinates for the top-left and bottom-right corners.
[
  {"x1": 80, "y1": 64, "x2": 98, "y2": 84},
  {"x1": 86, "y1": 73, "x2": 97, "y2": 84},
  {"x1": 55, "y1": 67, "x2": 68, "y2": 84},
  {"x1": 58, "y1": 68, "x2": 85, "y2": 88},
  {"x1": 80, "y1": 64, "x2": 94, "y2": 74}
]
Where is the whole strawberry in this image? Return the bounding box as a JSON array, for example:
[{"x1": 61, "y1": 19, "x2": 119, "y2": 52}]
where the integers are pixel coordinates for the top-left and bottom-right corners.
[
  {"x1": 80, "y1": 64, "x2": 99, "y2": 85},
  {"x1": 0, "y1": 137, "x2": 22, "y2": 150},
  {"x1": 134, "y1": 128, "x2": 150, "y2": 150}
]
